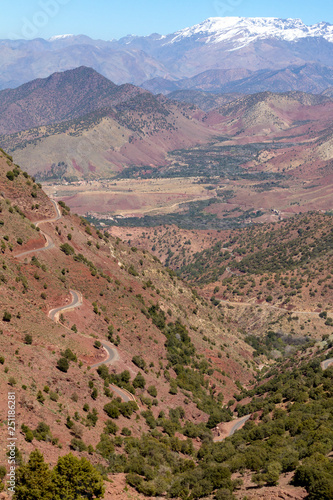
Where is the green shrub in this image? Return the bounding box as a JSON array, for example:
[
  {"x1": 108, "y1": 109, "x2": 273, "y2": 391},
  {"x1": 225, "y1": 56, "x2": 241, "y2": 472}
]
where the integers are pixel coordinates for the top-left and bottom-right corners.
[
  {"x1": 24, "y1": 334, "x2": 32, "y2": 345},
  {"x1": 70, "y1": 438, "x2": 87, "y2": 452},
  {"x1": 2, "y1": 311, "x2": 11, "y2": 322},
  {"x1": 60, "y1": 243, "x2": 75, "y2": 256},
  {"x1": 49, "y1": 391, "x2": 58, "y2": 402},
  {"x1": 36, "y1": 391, "x2": 45, "y2": 404},
  {"x1": 147, "y1": 385, "x2": 157, "y2": 397},
  {"x1": 121, "y1": 427, "x2": 132, "y2": 436},
  {"x1": 62, "y1": 348, "x2": 77, "y2": 362},
  {"x1": 57, "y1": 357, "x2": 69, "y2": 373},
  {"x1": 133, "y1": 373, "x2": 146, "y2": 389},
  {"x1": 132, "y1": 355, "x2": 146, "y2": 370}
]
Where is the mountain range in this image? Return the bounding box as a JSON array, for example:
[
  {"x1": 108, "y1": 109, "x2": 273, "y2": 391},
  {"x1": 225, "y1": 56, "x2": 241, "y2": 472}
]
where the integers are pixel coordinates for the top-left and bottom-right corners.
[
  {"x1": 143, "y1": 63, "x2": 333, "y2": 95},
  {"x1": 1, "y1": 17, "x2": 333, "y2": 94}
]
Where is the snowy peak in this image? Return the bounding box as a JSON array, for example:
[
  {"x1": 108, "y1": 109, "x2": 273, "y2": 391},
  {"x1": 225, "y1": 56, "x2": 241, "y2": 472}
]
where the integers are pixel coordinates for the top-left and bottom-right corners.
[{"x1": 167, "y1": 17, "x2": 333, "y2": 48}]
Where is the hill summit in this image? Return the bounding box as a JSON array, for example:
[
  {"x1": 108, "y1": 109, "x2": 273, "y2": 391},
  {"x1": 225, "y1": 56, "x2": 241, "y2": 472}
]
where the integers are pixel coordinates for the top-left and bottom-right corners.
[{"x1": 0, "y1": 66, "x2": 145, "y2": 135}]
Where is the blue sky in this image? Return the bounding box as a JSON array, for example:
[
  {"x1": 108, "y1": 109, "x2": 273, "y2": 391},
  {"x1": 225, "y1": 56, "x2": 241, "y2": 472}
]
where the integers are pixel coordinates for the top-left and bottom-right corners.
[{"x1": 3, "y1": 0, "x2": 333, "y2": 40}]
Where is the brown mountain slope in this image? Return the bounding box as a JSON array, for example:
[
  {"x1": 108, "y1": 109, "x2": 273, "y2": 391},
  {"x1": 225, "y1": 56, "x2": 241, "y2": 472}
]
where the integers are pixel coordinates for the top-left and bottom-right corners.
[
  {"x1": 111, "y1": 211, "x2": 333, "y2": 344},
  {"x1": 1, "y1": 91, "x2": 217, "y2": 180},
  {"x1": 143, "y1": 68, "x2": 254, "y2": 94},
  {"x1": 0, "y1": 152, "x2": 257, "y2": 495},
  {"x1": 17, "y1": 88, "x2": 333, "y2": 223},
  {"x1": 0, "y1": 66, "x2": 147, "y2": 135}
]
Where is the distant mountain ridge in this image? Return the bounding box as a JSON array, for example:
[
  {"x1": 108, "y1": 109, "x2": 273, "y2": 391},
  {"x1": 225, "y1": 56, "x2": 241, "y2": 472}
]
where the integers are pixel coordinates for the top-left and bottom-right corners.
[
  {"x1": 144, "y1": 63, "x2": 333, "y2": 96},
  {"x1": 1, "y1": 17, "x2": 333, "y2": 92}
]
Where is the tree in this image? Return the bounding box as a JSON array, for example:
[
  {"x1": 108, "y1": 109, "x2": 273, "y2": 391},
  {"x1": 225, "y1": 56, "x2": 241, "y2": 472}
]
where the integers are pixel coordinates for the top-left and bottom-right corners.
[
  {"x1": 133, "y1": 372, "x2": 146, "y2": 389},
  {"x1": 36, "y1": 391, "x2": 45, "y2": 404},
  {"x1": 13, "y1": 450, "x2": 53, "y2": 500},
  {"x1": 57, "y1": 357, "x2": 69, "y2": 373},
  {"x1": 120, "y1": 370, "x2": 131, "y2": 383},
  {"x1": 3, "y1": 311, "x2": 11, "y2": 322},
  {"x1": 104, "y1": 403, "x2": 120, "y2": 419},
  {"x1": 132, "y1": 355, "x2": 146, "y2": 370},
  {"x1": 97, "y1": 364, "x2": 109, "y2": 380},
  {"x1": 60, "y1": 243, "x2": 75, "y2": 256},
  {"x1": 263, "y1": 461, "x2": 282, "y2": 486},
  {"x1": 63, "y1": 348, "x2": 77, "y2": 362},
  {"x1": 104, "y1": 420, "x2": 118, "y2": 435},
  {"x1": 52, "y1": 453, "x2": 105, "y2": 500},
  {"x1": 24, "y1": 334, "x2": 32, "y2": 345},
  {"x1": 147, "y1": 385, "x2": 157, "y2": 397}
]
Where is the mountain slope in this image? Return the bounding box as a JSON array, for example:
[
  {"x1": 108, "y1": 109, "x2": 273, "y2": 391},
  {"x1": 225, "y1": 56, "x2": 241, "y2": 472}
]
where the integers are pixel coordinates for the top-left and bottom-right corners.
[
  {"x1": 0, "y1": 66, "x2": 146, "y2": 135},
  {"x1": 143, "y1": 69, "x2": 254, "y2": 93},
  {"x1": 3, "y1": 84, "x2": 333, "y2": 185},
  {"x1": 168, "y1": 90, "x2": 243, "y2": 111},
  {"x1": 164, "y1": 17, "x2": 333, "y2": 47},
  {"x1": 0, "y1": 151, "x2": 259, "y2": 497},
  {"x1": 0, "y1": 68, "x2": 218, "y2": 179},
  {"x1": 322, "y1": 86, "x2": 333, "y2": 97},
  {"x1": 0, "y1": 36, "x2": 170, "y2": 89},
  {"x1": 1, "y1": 154, "x2": 332, "y2": 499}
]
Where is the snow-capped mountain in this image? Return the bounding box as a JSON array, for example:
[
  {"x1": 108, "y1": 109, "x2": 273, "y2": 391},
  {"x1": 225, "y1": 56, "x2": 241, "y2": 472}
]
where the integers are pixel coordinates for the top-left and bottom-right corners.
[
  {"x1": 167, "y1": 17, "x2": 333, "y2": 49},
  {"x1": 0, "y1": 17, "x2": 332, "y2": 91},
  {"x1": 171, "y1": 17, "x2": 333, "y2": 44}
]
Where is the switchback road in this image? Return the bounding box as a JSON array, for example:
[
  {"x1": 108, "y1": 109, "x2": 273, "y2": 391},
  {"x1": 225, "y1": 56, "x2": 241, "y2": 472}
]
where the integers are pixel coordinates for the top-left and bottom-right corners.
[
  {"x1": 15, "y1": 199, "x2": 61, "y2": 258},
  {"x1": 48, "y1": 290, "x2": 136, "y2": 404},
  {"x1": 48, "y1": 290, "x2": 82, "y2": 322},
  {"x1": 14, "y1": 197, "x2": 136, "y2": 404}
]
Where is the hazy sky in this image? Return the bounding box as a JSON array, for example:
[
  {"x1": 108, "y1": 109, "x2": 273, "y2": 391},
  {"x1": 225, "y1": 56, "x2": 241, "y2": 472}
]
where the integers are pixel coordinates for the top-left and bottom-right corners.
[{"x1": 3, "y1": 0, "x2": 333, "y2": 40}]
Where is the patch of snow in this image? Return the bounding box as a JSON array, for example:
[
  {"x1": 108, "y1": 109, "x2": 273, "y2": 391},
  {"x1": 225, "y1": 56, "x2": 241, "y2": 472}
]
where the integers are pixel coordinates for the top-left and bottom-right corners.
[{"x1": 48, "y1": 34, "x2": 75, "y2": 41}]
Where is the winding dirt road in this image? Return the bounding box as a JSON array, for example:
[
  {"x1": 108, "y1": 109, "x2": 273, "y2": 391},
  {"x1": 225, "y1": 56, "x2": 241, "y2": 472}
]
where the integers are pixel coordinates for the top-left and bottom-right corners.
[
  {"x1": 48, "y1": 289, "x2": 135, "y2": 403},
  {"x1": 214, "y1": 414, "x2": 251, "y2": 442},
  {"x1": 218, "y1": 297, "x2": 322, "y2": 317},
  {"x1": 48, "y1": 290, "x2": 83, "y2": 322},
  {"x1": 14, "y1": 198, "x2": 136, "y2": 404},
  {"x1": 228, "y1": 415, "x2": 251, "y2": 436},
  {"x1": 15, "y1": 199, "x2": 62, "y2": 258}
]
